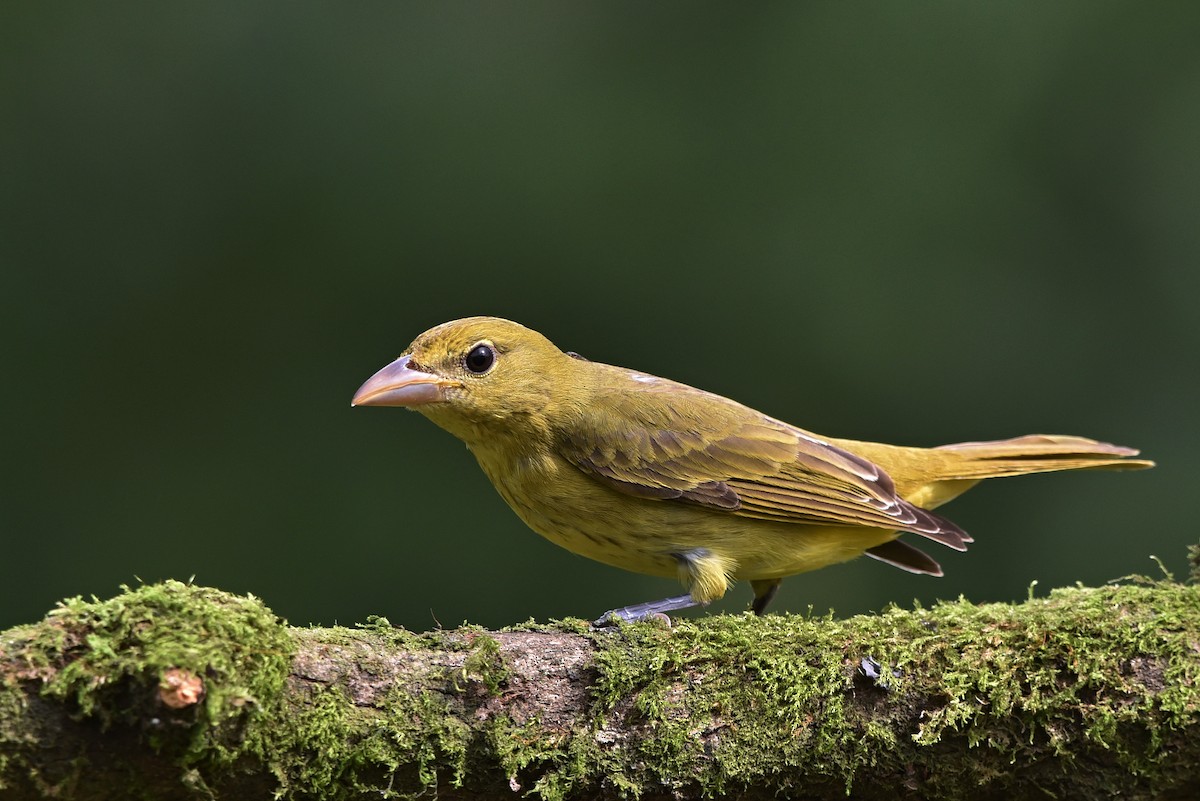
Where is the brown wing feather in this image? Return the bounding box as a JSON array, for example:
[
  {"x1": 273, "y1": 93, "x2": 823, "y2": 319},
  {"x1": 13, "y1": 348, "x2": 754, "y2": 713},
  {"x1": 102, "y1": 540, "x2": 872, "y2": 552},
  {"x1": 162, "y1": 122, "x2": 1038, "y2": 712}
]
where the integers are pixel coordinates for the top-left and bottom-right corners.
[
  {"x1": 559, "y1": 368, "x2": 969, "y2": 549},
  {"x1": 865, "y1": 539, "x2": 943, "y2": 575}
]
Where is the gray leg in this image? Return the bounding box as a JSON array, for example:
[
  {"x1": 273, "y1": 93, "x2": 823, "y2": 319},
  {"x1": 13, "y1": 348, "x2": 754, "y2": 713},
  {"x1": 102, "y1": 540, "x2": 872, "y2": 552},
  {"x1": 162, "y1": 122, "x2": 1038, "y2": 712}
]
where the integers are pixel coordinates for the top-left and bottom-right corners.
[{"x1": 593, "y1": 593, "x2": 701, "y2": 627}]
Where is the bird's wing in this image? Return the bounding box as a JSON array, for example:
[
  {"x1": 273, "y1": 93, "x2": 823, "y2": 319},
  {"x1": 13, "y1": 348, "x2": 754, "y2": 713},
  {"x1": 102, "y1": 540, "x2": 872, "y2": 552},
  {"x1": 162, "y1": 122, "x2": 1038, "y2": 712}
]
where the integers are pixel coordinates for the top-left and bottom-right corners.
[{"x1": 558, "y1": 372, "x2": 969, "y2": 548}]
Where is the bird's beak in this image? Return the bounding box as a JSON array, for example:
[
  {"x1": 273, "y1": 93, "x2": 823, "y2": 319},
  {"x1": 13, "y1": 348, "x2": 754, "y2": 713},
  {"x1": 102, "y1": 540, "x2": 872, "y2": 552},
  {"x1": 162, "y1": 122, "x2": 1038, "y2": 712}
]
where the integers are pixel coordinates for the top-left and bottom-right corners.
[{"x1": 351, "y1": 355, "x2": 452, "y2": 407}]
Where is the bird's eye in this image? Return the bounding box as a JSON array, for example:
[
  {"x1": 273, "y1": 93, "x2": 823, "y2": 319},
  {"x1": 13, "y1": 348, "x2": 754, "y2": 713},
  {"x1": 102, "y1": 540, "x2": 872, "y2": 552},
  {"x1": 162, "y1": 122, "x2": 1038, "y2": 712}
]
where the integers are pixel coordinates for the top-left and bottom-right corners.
[{"x1": 464, "y1": 343, "x2": 495, "y2": 374}]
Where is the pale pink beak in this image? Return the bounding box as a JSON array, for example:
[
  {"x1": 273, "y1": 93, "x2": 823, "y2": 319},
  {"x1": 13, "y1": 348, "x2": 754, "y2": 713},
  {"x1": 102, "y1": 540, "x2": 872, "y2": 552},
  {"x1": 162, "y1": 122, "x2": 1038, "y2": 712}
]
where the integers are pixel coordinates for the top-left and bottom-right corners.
[{"x1": 351, "y1": 355, "x2": 451, "y2": 407}]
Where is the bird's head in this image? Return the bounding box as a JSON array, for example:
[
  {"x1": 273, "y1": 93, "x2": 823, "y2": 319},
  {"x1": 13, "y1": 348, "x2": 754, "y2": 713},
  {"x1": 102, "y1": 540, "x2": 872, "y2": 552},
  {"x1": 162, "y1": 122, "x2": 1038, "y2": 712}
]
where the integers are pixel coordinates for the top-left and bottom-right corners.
[{"x1": 352, "y1": 316, "x2": 582, "y2": 448}]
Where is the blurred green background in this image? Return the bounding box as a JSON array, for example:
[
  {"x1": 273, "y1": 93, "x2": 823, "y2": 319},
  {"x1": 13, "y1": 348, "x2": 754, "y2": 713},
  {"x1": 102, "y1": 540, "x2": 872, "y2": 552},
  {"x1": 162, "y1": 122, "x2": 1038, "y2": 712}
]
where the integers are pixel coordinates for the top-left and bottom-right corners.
[{"x1": 2, "y1": 4, "x2": 1195, "y2": 631}]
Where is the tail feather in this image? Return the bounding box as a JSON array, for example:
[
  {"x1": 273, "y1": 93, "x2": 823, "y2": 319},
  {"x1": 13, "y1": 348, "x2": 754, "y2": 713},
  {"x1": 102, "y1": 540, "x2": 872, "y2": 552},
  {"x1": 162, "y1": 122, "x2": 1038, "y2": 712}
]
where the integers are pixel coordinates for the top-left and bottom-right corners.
[
  {"x1": 933, "y1": 434, "x2": 1154, "y2": 480},
  {"x1": 859, "y1": 434, "x2": 1151, "y2": 578},
  {"x1": 865, "y1": 539, "x2": 943, "y2": 576}
]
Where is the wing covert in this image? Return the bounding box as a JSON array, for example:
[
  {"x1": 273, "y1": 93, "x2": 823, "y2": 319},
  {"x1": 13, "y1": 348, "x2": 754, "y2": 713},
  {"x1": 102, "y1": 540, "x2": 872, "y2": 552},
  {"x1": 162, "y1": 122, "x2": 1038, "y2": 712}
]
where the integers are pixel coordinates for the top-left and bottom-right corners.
[{"x1": 557, "y1": 370, "x2": 970, "y2": 549}]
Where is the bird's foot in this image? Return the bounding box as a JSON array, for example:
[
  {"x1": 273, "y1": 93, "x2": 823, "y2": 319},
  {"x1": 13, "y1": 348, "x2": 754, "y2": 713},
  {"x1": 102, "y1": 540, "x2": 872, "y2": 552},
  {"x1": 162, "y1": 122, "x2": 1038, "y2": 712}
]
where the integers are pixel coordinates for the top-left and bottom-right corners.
[{"x1": 593, "y1": 593, "x2": 701, "y2": 627}]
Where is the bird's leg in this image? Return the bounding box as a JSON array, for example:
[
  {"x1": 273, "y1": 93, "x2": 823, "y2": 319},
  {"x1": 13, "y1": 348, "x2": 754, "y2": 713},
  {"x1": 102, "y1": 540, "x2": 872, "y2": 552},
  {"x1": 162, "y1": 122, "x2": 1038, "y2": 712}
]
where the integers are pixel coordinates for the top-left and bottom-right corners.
[
  {"x1": 593, "y1": 593, "x2": 703, "y2": 626},
  {"x1": 750, "y1": 578, "x2": 781, "y2": 615},
  {"x1": 593, "y1": 549, "x2": 731, "y2": 627}
]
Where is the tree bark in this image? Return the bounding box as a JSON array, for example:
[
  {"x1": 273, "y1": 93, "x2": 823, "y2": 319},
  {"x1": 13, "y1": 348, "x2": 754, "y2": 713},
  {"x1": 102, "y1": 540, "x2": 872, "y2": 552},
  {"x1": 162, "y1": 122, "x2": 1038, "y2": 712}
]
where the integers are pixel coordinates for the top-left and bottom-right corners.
[{"x1": 1, "y1": 578, "x2": 1197, "y2": 801}]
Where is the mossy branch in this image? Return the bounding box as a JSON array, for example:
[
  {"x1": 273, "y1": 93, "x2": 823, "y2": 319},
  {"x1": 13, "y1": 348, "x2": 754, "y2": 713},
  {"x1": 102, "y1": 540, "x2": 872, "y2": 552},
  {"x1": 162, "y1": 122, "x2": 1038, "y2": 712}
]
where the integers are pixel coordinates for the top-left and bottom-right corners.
[{"x1": 1, "y1": 576, "x2": 1198, "y2": 801}]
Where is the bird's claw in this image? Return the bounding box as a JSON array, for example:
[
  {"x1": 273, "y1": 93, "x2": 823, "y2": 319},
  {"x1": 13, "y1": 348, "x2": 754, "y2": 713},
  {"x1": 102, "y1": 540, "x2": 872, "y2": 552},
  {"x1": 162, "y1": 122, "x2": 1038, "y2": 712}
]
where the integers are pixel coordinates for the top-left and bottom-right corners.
[{"x1": 593, "y1": 610, "x2": 673, "y2": 628}]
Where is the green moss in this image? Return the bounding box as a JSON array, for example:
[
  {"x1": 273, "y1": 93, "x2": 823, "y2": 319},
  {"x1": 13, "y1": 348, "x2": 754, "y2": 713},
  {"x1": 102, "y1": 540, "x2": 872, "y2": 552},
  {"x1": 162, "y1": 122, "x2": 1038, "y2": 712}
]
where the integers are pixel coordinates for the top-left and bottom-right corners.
[
  {"x1": 565, "y1": 582, "x2": 1200, "y2": 798},
  {"x1": 258, "y1": 657, "x2": 478, "y2": 798},
  {"x1": 261, "y1": 681, "x2": 469, "y2": 798},
  {"x1": 18, "y1": 581, "x2": 292, "y2": 734},
  {"x1": 0, "y1": 581, "x2": 293, "y2": 796},
  {"x1": 0, "y1": 685, "x2": 26, "y2": 791},
  {"x1": 502, "y1": 617, "x2": 596, "y2": 635},
  {"x1": 456, "y1": 633, "x2": 509, "y2": 695},
  {"x1": 4, "y1": 579, "x2": 1196, "y2": 799},
  {"x1": 246, "y1": 622, "x2": 521, "y2": 799},
  {"x1": 485, "y1": 716, "x2": 568, "y2": 793}
]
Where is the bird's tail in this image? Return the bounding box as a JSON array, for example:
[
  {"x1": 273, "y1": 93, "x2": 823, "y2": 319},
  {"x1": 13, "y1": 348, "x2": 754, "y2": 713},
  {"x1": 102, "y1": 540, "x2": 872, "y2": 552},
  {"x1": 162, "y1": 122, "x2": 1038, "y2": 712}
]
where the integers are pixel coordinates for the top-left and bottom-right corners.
[
  {"x1": 859, "y1": 434, "x2": 1151, "y2": 576},
  {"x1": 933, "y1": 434, "x2": 1154, "y2": 479}
]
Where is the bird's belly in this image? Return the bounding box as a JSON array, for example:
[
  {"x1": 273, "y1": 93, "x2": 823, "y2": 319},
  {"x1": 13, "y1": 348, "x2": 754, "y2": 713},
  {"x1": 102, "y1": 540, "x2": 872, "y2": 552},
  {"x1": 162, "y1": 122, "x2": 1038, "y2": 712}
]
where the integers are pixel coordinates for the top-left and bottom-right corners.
[
  {"x1": 485, "y1": 458, "x2": 683, "y2": 578},
  {"x1": 727, "y1": 523, "x2": 898, "y2": 580},
  {"x1": 475, "y1": 449, "x2": 897, "y2": 581}
]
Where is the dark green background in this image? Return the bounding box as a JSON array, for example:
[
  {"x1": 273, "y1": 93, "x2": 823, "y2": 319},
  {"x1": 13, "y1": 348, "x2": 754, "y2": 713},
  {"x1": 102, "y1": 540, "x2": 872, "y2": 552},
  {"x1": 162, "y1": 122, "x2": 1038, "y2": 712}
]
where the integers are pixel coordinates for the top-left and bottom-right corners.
[{"x1": 3, "y1": 4, "x2": 1195, "y2": 631}]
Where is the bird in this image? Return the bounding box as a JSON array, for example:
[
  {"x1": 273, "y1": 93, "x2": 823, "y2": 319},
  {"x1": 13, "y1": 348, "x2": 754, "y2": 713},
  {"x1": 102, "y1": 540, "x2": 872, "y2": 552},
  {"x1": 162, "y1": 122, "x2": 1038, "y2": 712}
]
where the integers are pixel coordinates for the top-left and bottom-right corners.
[{"x1": 351, "y1": 316, "x2": 1153, "y2": 624}]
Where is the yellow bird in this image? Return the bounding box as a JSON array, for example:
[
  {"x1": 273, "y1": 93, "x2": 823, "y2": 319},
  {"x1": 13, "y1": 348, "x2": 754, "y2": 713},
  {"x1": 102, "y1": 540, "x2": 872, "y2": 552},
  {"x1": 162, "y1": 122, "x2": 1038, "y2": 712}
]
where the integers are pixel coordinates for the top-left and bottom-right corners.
[{"x1": 352, "y1": 317, "x2": 1153, "y2": 623}]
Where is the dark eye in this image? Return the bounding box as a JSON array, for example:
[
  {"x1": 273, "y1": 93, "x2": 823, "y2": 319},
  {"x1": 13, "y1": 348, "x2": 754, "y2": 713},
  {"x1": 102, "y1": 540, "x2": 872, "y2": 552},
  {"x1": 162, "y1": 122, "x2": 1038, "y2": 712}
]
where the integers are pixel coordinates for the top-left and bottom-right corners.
[{"x1": 464, "y1": 343, "x2": 495, "y2": 374}]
